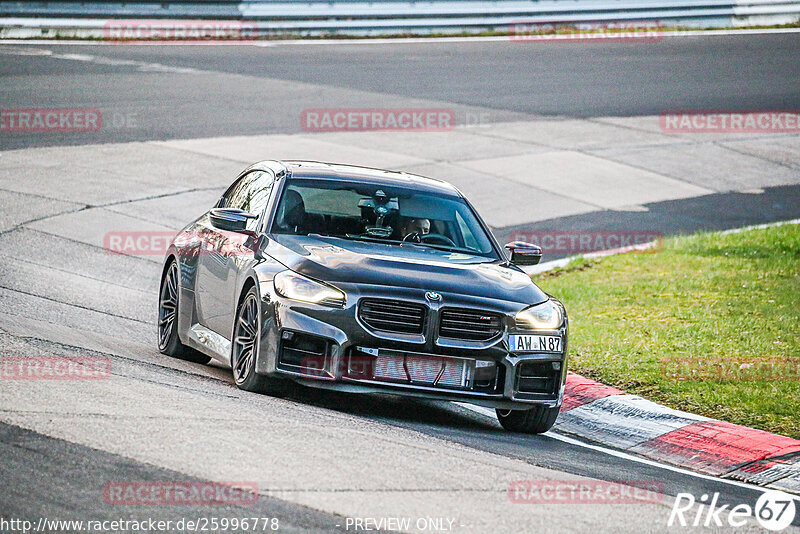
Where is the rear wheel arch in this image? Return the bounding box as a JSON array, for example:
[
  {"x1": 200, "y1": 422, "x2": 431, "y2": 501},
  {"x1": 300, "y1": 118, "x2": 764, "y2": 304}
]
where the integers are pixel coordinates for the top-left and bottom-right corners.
[{"x1": 157, "y1": 257, "x2": 210, "y2": 364}]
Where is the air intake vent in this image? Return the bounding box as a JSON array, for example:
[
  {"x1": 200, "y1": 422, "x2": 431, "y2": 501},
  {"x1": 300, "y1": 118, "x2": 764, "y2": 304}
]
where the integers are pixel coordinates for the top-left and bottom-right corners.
[
  {"x1": 278, "y1": 331, "x2": 330, "y2": 377},
  {"x1": 358, "y1": 299, "x2": 426, "y2": 335},
  {"x1": 439, "y1": 308, "x2": 503, "y2": 341},
  {"x1": 516, "y1": 361, "x2": 559, "y2": 396}
]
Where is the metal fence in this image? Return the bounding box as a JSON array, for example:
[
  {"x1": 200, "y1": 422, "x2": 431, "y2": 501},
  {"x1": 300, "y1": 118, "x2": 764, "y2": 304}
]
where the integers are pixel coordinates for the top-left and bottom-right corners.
[{"x1": 1, "y1": 0, "x2": 799, "y2": 36}]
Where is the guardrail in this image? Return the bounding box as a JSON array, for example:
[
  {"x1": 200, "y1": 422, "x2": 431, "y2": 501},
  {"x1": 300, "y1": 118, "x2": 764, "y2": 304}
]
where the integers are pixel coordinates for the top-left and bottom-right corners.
[{"x1": 1, "y1": 0, "x2": 799, "y2": 37}]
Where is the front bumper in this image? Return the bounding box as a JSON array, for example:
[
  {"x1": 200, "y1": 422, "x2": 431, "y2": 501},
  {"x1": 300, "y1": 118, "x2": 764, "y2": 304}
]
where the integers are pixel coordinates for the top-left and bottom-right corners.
[{"x1": 257, "y1": 282, "x2": 568, "y2": 411}]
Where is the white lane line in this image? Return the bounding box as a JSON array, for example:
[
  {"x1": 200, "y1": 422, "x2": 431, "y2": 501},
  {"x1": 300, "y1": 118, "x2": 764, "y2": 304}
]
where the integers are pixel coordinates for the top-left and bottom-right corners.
[
  {"x1": 52, "y1": 52, "x2": 94, "y2": 61},
  {"x1": 454, "y1": 402, "x2": 800, "y2": 500},
  {"x1": 0, "y1": 46, "x2": 206, "y2": 73},
  {"x1": 524, "y1": 218, "x2": 800, "y2": 276},
  {"x1": 718, "y1": 218, "x2": 800, "y2": 235},
  {"x1": 523, "y1": 240, "x2": 660, "y2": 275},
  {"x1": 0, "y1": 27, "x2": 799, "y2": 47}
]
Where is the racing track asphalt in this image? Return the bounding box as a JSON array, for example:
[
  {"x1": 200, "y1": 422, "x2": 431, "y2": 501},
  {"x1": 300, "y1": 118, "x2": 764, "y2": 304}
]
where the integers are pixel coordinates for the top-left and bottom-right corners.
[{"x1": 0, "y1": 33, "x2": 799, "y2": 148}]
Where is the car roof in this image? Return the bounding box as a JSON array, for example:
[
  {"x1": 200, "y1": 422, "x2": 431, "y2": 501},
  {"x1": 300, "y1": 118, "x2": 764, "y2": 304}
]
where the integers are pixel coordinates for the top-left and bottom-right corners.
[{"x1": 262, "y1": 160, "x2": 462, "y2": 197}]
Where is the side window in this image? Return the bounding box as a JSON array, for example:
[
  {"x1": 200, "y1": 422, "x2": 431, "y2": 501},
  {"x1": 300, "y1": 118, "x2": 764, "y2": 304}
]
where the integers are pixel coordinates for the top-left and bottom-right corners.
[
  {"x1": 221, "y1": 170, "x2": 273, "y2": 231},
  {"x1": 455, "y1": 210, "x2": 480, "y2": 252}
]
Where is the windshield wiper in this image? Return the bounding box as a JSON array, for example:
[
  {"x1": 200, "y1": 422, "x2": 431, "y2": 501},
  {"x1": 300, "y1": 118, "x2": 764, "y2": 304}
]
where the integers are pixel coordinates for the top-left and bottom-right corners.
[
  {"x1": 405, "y1": 241, "x2": 480, "y2": 255},
  {"x1": 307, "y1": 233, "x2": 398, "y2": 245},
  {"x1": 363, "y1": 226, "x2": 393, "y2": 238},
  {"x1": 342, "y1": 234, "x2": 402, "y2": 246},
  {"x1": 310, "y1": 233, "x2": 484, "y2": 257}
]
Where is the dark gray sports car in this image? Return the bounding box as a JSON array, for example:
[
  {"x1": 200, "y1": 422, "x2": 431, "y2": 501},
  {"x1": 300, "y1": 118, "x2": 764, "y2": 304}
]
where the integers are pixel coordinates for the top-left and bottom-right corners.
[{"x1": 158, "y1": 160, "x2": 568, "y2": 433}]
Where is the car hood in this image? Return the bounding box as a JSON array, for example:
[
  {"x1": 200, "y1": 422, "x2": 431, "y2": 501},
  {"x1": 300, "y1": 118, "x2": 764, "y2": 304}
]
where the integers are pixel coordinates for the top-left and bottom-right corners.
[{"x1": 265, "y1": 234, "x2": 548, "y2": 305}]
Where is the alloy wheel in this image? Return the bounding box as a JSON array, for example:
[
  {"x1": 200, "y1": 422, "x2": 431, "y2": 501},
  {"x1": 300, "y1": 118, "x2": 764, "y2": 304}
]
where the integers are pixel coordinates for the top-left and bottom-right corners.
[
  {"x1": 232, "y1": 293, "x2": 259, "y2": 384},
  {"x1": 158, "y1": 262, "x2": 179, "y2": 351}
]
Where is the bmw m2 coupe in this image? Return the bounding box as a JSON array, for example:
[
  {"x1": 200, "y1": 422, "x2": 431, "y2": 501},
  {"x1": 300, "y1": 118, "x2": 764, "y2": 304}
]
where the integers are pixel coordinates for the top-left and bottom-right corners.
[{"x1": 158, "y1": 160, "x2": 567, "y2": 433}]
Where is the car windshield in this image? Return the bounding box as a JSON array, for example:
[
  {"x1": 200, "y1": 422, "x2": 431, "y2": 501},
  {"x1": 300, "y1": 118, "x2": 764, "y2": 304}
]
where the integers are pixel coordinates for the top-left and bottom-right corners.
[{"x1": 271, "y1": 178, "x2": 498, "y2": 259}]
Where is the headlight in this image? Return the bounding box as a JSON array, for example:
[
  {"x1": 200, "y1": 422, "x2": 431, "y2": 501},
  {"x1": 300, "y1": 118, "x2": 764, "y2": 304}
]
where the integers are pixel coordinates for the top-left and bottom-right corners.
[
  {"x1": 515, "y1": 300, "x2": 563, "y2": 330},
  {"x1": 273, "y1": 270, "x2": 345, "y2": 307}
]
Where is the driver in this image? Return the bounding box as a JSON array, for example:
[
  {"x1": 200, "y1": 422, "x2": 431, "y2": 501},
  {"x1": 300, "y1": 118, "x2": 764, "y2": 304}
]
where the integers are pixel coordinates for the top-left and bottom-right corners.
[{"x1": 402, "y1": 218, "x2": 430, "y2": 238}]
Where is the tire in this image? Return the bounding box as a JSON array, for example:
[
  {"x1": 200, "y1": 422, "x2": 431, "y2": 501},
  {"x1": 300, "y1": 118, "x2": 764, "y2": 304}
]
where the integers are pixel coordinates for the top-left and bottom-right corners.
[
  {"x1": 157, "y1": 260, "x2": 211, "y2": 364},
  {"x1": 231, "y1": 285, "x2": 290, "y2": 396},
  {"x1": 496, "y1": 405, "x2": 560, "y2": 434}
]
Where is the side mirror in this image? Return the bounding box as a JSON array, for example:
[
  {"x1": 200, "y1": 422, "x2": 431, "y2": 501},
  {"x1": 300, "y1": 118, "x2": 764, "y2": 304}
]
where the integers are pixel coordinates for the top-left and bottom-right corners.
[
  {"x1": 254, "y1": 233, "x2": 270, "y2": 260},
  {"x1": 209, "y1": 208, "x2": 258, "y2": 234},
  {"x1": 505, "y1": 241, "x2": 542, "y2": 266}
]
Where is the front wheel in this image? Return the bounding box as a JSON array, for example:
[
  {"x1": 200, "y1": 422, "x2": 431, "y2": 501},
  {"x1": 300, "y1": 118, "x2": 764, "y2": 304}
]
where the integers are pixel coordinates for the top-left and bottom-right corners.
[
  {"x1": 231, "y1": 285, "x2": 290, "y2": 396},
  {"x1": 496, "y1": 405, "x2": 560, "y2": 434}
]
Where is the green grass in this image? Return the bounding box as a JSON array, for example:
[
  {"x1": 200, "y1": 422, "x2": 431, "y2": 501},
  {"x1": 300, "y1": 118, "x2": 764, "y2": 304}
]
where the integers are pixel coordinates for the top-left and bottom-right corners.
[{"x1": 534, "y1": 223, "x2": 800, "y2": 438}]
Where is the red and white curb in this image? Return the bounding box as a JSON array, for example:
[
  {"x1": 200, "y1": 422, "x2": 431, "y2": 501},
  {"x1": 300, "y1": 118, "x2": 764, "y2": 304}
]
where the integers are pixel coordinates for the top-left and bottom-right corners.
[{"x1": 556, "y1": 372, "x2": 800, "y2": 494}]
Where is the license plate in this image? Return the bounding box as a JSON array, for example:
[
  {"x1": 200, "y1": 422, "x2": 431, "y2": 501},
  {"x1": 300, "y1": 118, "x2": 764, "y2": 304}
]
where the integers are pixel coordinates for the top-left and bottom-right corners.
[{"x1": 509, "y1": 334, "x2": 562, "y2": 353}]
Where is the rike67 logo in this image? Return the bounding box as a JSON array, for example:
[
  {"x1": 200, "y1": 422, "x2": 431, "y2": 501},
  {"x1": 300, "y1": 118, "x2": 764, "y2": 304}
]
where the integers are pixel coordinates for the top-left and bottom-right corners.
[{"x1": 669, "y1": 490, "x2": 796, "y2": 531}]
